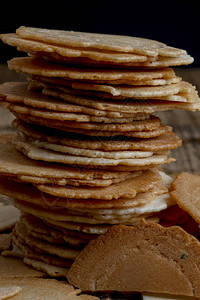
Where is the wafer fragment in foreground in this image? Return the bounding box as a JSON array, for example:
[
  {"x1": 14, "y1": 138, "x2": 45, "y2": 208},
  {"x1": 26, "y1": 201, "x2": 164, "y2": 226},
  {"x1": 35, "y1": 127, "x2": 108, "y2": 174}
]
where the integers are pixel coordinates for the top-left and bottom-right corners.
[{"x1": 68, "y1": 220, "x2": 200, "y2": 298}]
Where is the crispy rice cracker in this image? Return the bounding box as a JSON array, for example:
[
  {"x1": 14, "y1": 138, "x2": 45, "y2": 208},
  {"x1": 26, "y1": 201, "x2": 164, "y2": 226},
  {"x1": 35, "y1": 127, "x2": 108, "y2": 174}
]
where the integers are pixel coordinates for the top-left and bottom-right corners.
[
  {"x1": 170, "y1": 172, "x2": 200, "y2": 224},
  {"x1": 68, "y1": 221, "x2": 200, "y2": 298},
  {"x1": 14, "y1": 119, "x2": 182, "y2": 151}
]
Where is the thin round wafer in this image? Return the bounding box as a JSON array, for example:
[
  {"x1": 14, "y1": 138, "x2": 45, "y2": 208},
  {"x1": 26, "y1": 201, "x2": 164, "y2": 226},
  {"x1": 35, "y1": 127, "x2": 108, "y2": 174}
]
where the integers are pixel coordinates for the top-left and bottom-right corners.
[
  {"x1": 21, "y1": 214, "x2": 96, "y2": 246},
  {"x1": 40, "y1": 52, "x2": 194, "y2": 67},
  {"x1": 29, "y1": 73, "x2": 181, "y2": 86},
  {"x1": 0, "y1": 82, "x2": 148, "y2": 120},
  {"x1": 7, "y1": 57, "x2": 177, "y2": 81},
  {"x1": 11, "y1": 197, "x2": 161, "y2": 227},
  {"x1": 2, "y1": 101, "x2": 150, "y2": 124},
  {"x1": 42, "y1": 85, "x2": 200, "y2": 111},
  {"x1": 12, "y1": 232, "x2": 74, "y2": 270},
  {"x1": 14, "y1": 138, "x2": 172, "y2": 167},
  {"x1": 17, "y1": 172, "x2": 141, "y2": 187},
  {"x1": 12, "y1": 113, "x2": 172, "y2": 137},
  {"x1": 0, "y1": 135, "x2": 131, "y2": 180},
  {"x1": 14, "y1": 221, "x2": 80, "y2": 260},
  {"x1": 15, "y1": 26, "x2": 187, "y2": 57},
  {"x1": 62, "y1": 80, "x2": 196, "y2": 99},
  {"x1": 1, "y1": 33, "x2": 151, "y2": 64},
  {"x1": 13, "y1": 119, "x2": 182, "y2": 151},
  {"x1": 0, "y1": 171, "x2": 167, "y2": 209}
]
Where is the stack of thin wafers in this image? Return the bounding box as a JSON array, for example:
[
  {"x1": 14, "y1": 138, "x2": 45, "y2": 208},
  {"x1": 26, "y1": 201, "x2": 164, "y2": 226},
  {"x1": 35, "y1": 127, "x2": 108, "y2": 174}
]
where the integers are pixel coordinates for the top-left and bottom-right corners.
[{"x1": 0, "y1": 27, "x2": 200, "y2": 276}]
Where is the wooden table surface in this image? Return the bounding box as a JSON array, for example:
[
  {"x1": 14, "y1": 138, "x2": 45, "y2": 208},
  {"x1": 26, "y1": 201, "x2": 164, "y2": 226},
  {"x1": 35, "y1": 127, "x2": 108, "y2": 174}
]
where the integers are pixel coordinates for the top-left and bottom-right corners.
[{"x1": 0, "y1": 64, "x2": 200, "y2": 175}]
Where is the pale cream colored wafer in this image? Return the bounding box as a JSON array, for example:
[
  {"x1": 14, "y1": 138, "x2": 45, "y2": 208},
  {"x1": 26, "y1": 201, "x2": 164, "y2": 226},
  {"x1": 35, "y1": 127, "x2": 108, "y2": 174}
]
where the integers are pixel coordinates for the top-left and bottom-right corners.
[
  {"x1": 67, "y1": 221, "x2": 200, "y2": 297},
  {"x1": 14, "y1": 119, "x2": 182, "y2": 151},
  {"x1": 14, "y1": 138, "x2": 172, "y2": 167},
  {"x1": 28, "y1": 139, "x2": 154, "y2": 158},
  {"x1": 11, "y1": 198, "x2": 159, "y2": 226},
  {"x1": 0, "y1": 135, "x2": 131, "y2": 180},
  {"x1": 16, "y1": 26, "x2": 188, "y2": 58},
  {"x1": 11, "y1": 192, "x2": 172, "y2": 225}
]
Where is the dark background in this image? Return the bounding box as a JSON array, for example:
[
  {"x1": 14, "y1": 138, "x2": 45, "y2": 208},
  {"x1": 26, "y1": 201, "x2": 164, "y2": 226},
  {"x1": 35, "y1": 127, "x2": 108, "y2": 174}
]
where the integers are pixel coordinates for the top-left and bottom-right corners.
[{"x1": 0, "y1": 0, "x2": 199, "y2": 66}]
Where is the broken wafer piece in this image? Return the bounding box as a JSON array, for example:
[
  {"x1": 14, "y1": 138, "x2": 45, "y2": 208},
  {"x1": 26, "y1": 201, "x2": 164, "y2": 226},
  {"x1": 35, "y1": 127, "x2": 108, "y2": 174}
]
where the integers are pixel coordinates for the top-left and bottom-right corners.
[
  {"x1": 68, "y1": 220, "x2": 200, "y2": 298},
  {"x1": 170, "y1": 172, "x2": 200, "y2": 224}
]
